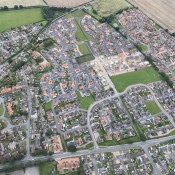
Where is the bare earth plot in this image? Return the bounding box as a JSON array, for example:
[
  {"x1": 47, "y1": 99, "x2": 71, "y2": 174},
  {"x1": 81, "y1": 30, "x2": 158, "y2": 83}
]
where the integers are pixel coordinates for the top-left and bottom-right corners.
[
  {"x1": 44, "y1": 0, "x2": 92, "y2": 8},
  {"x1": 0, "y1": 0, "x2": 46, "y2": 8},
  {"x1": 128, "y1": 0, "x2": 175, "y2": 33}
]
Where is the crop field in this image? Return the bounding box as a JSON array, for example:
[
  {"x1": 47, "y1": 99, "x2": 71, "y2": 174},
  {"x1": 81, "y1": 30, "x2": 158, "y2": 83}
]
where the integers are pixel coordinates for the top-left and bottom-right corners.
[
  {"x1": 0, "y1": 0, "x2": 46, "y2": 8},
  {"x1": 0, "y1": 8, "x2": 44, "y2": 32},
  {"x1": 128, "y1": 0, "x2": 175, "y2": 34},
  {"x1": 44, "y1": 0, "x2": 92, "y2": 8},
  {"x1": 111, "y1": 67, "x2": 162, "y2": 92},
  {"x1": 92, "y1": 0, "x2": 132, "y2": 17}
]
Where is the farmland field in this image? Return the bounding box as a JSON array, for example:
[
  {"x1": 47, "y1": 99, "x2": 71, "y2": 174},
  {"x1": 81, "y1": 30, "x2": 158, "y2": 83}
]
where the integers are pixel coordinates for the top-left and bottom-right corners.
[
  {"x1": 0, "y1": 8, "x2": 45, "y2": 32},
  {"x1": 44, "y1": 0, "x2": 92, "y2": 8},
  {"x1": 0, "y1": 0, "x2": 46, "y2": 8},
  {"x1": 92, "y1": 0, "x2": 132, "y2": 17},
  {"x1": 128, "y1": 0, "x2": 175, "y2": 34},
  {"x1": 111, "y1": 67, "x2": 162, "y2": 92}
]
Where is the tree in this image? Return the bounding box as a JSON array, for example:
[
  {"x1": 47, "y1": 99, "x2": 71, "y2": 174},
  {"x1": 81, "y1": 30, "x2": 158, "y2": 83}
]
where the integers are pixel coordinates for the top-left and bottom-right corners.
[
  {"x1": 92, "y1": 9, "x2": 97, "y2": 14},
  {"x1": 19, "y1": 5, "x2": 23, "y2": 9},
  {"x1": 3, "y1": 6, "x2": 8, "y2": 10},
  {"x1": 14, "y1": 5, "x2": 18, "y2": 9},
  {"x1": 45, "y1": 128, "x2": 53, "y2": 137},
  {"x1": 67, "y1": 144, "x2": 77, "y2": 152},
  {"x1": 35, "y1": 57, "x2": 44, "y2": 64}
]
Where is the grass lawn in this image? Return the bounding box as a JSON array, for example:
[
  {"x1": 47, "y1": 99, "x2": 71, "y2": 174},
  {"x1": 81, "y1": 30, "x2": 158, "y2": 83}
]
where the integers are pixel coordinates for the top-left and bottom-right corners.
[
  {"x1": 92, "y1": 0, "x2": 132, "y2": 17},
  {"x1": 4, "y1": 111, "x2": 9, "y2": 118},
  {"x1": 99, "y1": 136, "x2": 140, "y2": 146},
  {"x1": 78, "y1": 142, "x2": 94, "y2": 150},
  {"x1": 78, "y1": 43, "x2": 92, "y2": 55},
  {"x1": 133, "y1": 121, "x2": 147, "y2": 141},
  {"x1": 85, "y1": 142, "x2": 94, "y2": 149},
  {"x1": 75, "y1": 54, "x2": 95, "y2": 64},
  {"x1": 64, "y1": 12, "x2": 73, "y2": 19},
  {"x1": 0, "y1": 104, "x2": 4, "y2": 116},
  {"x1": 77, "y1": 92, "x2": 95, "y2": 110},
  {"x1": 40, "y1": 20, "x2": 48, "y2": 26},
  {"x1": 40, "y1": 162, "x2": 58, "y2": 175},
  {"x1": 137, "y1": 45, "x2": 148, "y2": 52},
  {"x1": 111, "y1": 67, "x2": 162, "y2": 92},
  {"x1": 43, "y1": 101, "x2": 52, "y2": 112},
  {"x1": 86, "y1": 8, "x2": 102, "y2": 20},
  {"x1": 74, "y1": 19, "x2": 92, "y2": 41},
  {"x1": 146, "y1": 100, "x2": 161, "y2": 115},
  {"x1": 71, "y1": 9, "x2": 86, "y2": 18},
  {"x1": 0, "y1": 8, "x2": 45, "y2": 32},
  {"x1": 167, "y1": 130, "x2": 175, "y2": 136},
  {"x1": 155, "y1": 24, "x2": 161, "y2": 29}
]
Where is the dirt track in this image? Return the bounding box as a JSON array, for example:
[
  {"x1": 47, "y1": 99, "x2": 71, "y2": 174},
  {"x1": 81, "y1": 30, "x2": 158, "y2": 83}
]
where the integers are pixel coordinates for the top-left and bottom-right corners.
[
  {"x1": 44, "y1": 0, "x2": 93, "y2": 8},
  {"x1": 128, "y1": 0, "x2": 175, "y2": 33}
]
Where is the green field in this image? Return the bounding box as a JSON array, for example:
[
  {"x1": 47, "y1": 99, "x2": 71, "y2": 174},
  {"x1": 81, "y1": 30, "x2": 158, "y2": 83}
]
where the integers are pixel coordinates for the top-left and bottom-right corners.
[
  {"x1": 99, "y1": 136, "x2": 140, "y2": 146},
  {"x1": 0, "y1": 8, "x2": 45, "y2": 32},
  {"x1": 92, "y1": 0, "x2": 132, "y2": 17},
  {"x1": 0, "y1": 104, "x2": 4, "y2": 116},
  {"x1": 155, "y1": 24, "x2": 161, "y2": 29},
  {"x1": 72, "y1": 9, "x2": 86, "y2": 18},
  {"x1": 40, "y1": 162, "x2": 58, "y2": 175},
  {"x1": 137, "y1": 45, "x2": 148, "y2": 52},
  {"x1": 78, "y1": 43, "x2": 92, "y2": 55},
  {"x1": 111, "y1": 67, "x2": 162, "y2": 92},
  {"x1": 76, "y1": 54, "x2": 95, "y2": 64},
  {"x1": 146, "y1": 100, "x2": 161, "y2": 115},
  {"x1": 85, "y1": 7, "x2": 102, "y2": 20},
  {"x1": 77, "y1": 92, "x2": 95, "y2": 110},
  {"x1": 43, "y1": 101, "x2": 52, "y2": 112},
  {"x1": 74, "y1": 19, "x2": 92, "y2": 41}
]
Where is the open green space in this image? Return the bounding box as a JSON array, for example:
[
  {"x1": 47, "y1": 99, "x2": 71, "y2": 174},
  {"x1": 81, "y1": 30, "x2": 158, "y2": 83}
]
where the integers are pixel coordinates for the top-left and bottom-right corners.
[
  {"x1": 78, "y1": 142, "x2": 94, "y2": 150},
  {"x1": 64, "y1": 13, "x2": 73, "y2": 18},
  {"x1": 92, "y1": 0, "x2": 132, "y2": 17},
  {"x1": 0, "y1": 8, "x2": 45, "y2": 32},
  {"x1": 76, "y1": 54, "x2": 95, "y2": 64},
  {"x1": 146, "y1": 100, "x2": 161, "y2": 115},
  {"x1": 78, "y1": 43, "x2": 92, "y2": 55},
  {"x1": 99, "y1": 136, "x2": 140, "y2": 146},
  {"x1": 77, "y1": 92, "x2": 95, "y2": 110},
  {"x1": 74, "y1": 19, "x2": 92, "y2": 41},
  {"x1": 0, "y1": 104, "x2": 4, "y2": 116},
  {"x1": 137, "y1": 45, "x2": 148, "y2": 52},
  {"x1": 40, "y1": 161, "x2": 58, "y2": 175},
  {"x1": 85, "y1": 7, "x2": 102, "y2": 20},
  {"x1": 167, "y1": 130, "x2": 175, "y2": 136},
  {"x1": 133, "y1": 121, "x2": 147, "y2": 141},
  {"x1": 43, "y1": 101, "x2": 52, "y2": 112},
  {"x1": 71, "y1": 9, "x2": 86, "y2": 18},
  {"x1": 155, "y1": 24, "x2": 161, "y2": 29},
  {"x1": 111, "y1": 67, "x2": 162, "y2": 92}
]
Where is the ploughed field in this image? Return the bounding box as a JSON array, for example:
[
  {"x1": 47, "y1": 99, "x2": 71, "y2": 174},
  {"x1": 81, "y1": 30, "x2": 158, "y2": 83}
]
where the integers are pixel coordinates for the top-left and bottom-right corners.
[{"x1": 128, "y1": 0, "x2": 175, "y2": 33}]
